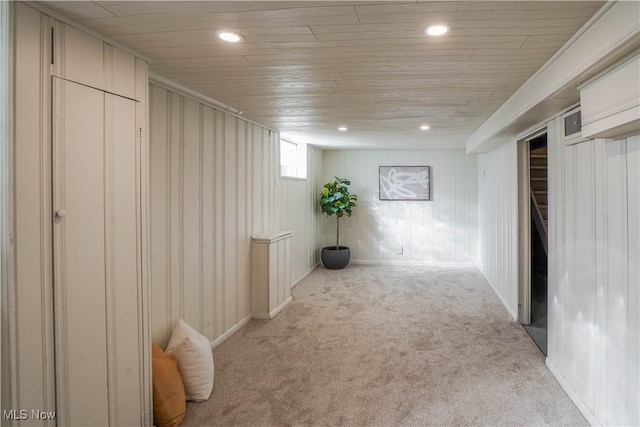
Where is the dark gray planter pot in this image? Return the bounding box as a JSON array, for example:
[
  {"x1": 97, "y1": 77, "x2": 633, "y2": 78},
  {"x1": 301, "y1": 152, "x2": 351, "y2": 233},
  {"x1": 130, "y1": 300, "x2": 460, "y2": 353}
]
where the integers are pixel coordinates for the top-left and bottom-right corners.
[{"x1": 321, "y1": 246, "x2": 351, "y2": 270}]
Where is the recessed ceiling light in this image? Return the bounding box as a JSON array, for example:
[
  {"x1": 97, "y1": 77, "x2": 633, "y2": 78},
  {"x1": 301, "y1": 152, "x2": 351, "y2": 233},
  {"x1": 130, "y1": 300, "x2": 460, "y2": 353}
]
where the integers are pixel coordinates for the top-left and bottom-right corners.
[
  {"x1": 338, "y1": 126, "x2": 348, "y2": 131},
  {"x1": 218, "y1": 31, "x2": 244, "y2": 43},
  {"x1": 420, "y1": 125, "x2": 430, "y2": 130},
  {"x1": 425, "y1": 25, "x2": 449, "y2": 37}
]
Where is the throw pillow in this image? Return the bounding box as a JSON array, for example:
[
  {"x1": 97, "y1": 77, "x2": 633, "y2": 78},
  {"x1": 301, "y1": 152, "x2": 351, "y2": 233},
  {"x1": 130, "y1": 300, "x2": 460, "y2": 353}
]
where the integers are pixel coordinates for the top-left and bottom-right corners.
[
  {"x1": 151, "y1": 343, "x2": 186, "y2": 427},
  {"x1": 166, "y1": 319, "x2": 214, "y2": 402}
]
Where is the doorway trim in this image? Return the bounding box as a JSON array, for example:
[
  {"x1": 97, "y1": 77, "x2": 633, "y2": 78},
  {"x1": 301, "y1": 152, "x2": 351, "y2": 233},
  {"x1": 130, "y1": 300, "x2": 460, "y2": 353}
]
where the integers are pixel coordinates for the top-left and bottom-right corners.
[{"x1": 518, "y1": 126, "x2": 547, "y2": 325}]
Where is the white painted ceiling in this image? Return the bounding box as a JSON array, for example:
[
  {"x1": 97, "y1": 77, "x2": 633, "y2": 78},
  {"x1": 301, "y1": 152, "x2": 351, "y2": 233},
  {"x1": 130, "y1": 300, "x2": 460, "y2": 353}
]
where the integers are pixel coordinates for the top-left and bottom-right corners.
[{"x1": 41, "y1": 1, "x2": 604, "y2": 150}]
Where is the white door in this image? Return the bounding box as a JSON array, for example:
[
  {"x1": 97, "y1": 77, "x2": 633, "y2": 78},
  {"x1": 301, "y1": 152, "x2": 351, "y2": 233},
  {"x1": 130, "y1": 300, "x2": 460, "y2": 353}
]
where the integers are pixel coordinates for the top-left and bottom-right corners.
[{"x1": 52, "y1": 77, "x2": 143, "y2": 426}]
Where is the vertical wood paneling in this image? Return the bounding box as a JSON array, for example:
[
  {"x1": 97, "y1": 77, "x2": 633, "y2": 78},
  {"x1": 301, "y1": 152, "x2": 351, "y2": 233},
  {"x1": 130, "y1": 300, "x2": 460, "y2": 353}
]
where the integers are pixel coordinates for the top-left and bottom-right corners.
[
  {"x1": 182, "y1": 98, "x2": 200, "y2": 328},
  {"x1": 105, "y1": 92, "x2": 143, "y2": 425},
  {"x1": 593, "y1": 138, "x2": 608, "y2": 422},
  {"x1": 12, "y1": 4, "x2": 56, "y2": 416},
  {"x1": 559, "y1": 139, "x2": 576, "y2": 376},
  {"x1": 53, "y1": 80, "x2": 109, "y2": 426},
  {"x1": 10, "y1": 6, "x2": 150, "y2": 424},
  {"x1": 62, "y1": 25, "x2": 104, "y2": 91},
  {"x1": 271, "y1": 132, "x2": 279, "y2": 226},
  {"x1": 252, "y1": 126, "x2": 263, "y2": 232},
  {"x1": 149, "y1": 82, "x2": 284, "y2": 345},
  {"x1": 149, "y1": 85, "x2": 168, "y2": 345},
  {"x1": 53, "y1": 76, "x2": 146, "y2": 427},
  {"x1": 544, "y1": 111, "x2": 640, "y2": 426},
  {"x1": 570, "y1": 142, "x2": 596, "y2": 407},
  {"x1": 627, "y1": 135, "x2": 640, "y2": 427},
  {"x1": 214, "y1": 110, "x2": 225, "y2": 338},
  {"x1": 168, "y1": 93, "x2": 181, "y2": 328},
  {"x1": 0, "y1": 0, "x2": 9, "y2": 411},
  {"x1": 312, "y1": 147, "x2": 324, "y2": 266},
  {"x1": 201, "y1": 106, "x2": 214, "y2": 339},
  {"x1": 263, "y1": 130, "x2": 271, "y2": 230},
  {"x1": 321, "y1": 150, "x2": 478, "y2": 266},
  {"x1": 237, "y1": 121, "x2": 249, "y2": 319},
  {"x1": 134, "y1": 58, "x2": 152, "y2": 423},
  {"x1": 108, "y1": 47, "x2": 136, "y2": 99},
  {"x1": 223, "y1": 116, "x2": 237, "y2": 330},
  {"x1": 278, "y1": 145, "x2": 324, "y2": 284},
  {"x1": 605, "y1": 138, "x2": 628, "y2": 425},
  {"x1": 478, "y1": 142, "x2": 518, "y2": 318}
]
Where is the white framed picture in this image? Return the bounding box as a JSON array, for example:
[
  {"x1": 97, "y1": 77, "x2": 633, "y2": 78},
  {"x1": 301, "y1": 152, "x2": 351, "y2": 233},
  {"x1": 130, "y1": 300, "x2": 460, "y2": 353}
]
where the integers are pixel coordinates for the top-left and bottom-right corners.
[{"x1": 379, "y1": 166, "x2": 431, "y2": 201}]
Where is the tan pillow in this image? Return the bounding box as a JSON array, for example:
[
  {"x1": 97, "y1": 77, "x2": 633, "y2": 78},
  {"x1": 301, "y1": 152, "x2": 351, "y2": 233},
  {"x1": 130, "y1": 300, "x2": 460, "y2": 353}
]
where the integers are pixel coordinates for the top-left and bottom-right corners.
[{"x1": 152, "y1": 343, "x2": 186, "y2": 427}]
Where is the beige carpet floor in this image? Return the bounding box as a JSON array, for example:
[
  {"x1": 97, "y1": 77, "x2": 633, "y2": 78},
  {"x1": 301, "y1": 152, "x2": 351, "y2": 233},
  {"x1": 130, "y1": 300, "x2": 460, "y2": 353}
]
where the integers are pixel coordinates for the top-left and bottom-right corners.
[{"x1": 182, "y1": 265, "x2": 587, "y2": 426}]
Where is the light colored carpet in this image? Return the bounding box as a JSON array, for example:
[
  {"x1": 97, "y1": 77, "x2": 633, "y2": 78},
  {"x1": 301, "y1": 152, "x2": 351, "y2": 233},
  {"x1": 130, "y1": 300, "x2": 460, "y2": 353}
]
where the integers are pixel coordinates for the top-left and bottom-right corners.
[{"x1": 182, "y1": 265, "x2": 586, "y2": 426}]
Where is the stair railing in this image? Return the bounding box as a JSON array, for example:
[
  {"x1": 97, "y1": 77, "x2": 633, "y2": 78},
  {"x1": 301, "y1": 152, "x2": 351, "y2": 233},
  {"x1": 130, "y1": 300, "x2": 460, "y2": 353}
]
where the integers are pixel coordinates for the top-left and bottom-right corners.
[{"x1": 530, "y1": 188, "x2": 548, "y2": 255}]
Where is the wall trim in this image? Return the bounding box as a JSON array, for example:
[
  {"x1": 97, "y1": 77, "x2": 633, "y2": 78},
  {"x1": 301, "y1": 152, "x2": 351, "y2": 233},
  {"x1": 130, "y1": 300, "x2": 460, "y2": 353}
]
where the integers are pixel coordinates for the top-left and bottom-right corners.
[
  {"x1": 253, "y1": 296, "x2": 292, "y2": 321},
  {"x1": 546, "y1": 358, "x2": 601, "y2": 427},
  {"x1": 210, "y1": 315, "x2": 251, "y2": 349},
  {"x1": 350, "y1": 260, "x2": 478, "y2": 268},
  {"x1": 149, "y1": 73, "x2": 277, "y2": 133},
  {"x1": 478, "y1": 267, "x2": 518, "y2": 321},
  {"x1": 290, "y1": 264, "x2": 318, "y2": 289}
]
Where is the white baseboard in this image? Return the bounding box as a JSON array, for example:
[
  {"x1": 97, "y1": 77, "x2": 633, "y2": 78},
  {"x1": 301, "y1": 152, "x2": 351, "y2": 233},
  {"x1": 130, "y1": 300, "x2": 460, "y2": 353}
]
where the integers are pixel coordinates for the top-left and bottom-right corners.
[
  {"x1": 209, "y1": 268, "x2": 307, "y2": 349},
  {"x1": 210, "y1": 315, "x2": 251, "y2": 349},
  {"x1": 270, "y1": 295, "x2": 293, "y2": 318},
  {"x1": 252, "y1": 296, "x2": 293, "y2": 320},
  {"x1": 349, "y1": 259, "x2": 479, "y2": 268},
  {"x1": 546, "y1": 358, "x2": 601, "y2": 427},
  {"x1": 478, "y1": 267, "x2": 518, "y2": 321},
  {"x1": 290, "y1": 263, "x2": 319, "y2": 289}
]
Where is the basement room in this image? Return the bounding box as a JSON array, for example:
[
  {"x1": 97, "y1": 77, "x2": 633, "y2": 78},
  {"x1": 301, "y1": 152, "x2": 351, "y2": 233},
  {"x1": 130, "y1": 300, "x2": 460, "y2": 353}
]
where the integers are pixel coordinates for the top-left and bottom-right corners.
[{"x1": 1, "y1": 1, "x2": 638, "y2": 426}]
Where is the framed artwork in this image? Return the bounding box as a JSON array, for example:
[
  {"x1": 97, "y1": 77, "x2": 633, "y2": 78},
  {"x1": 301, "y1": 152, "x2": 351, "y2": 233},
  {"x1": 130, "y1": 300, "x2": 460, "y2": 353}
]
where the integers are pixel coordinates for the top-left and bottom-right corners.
[{"x1": 379, "y1": 166, "x2": 431, "y2": 201}]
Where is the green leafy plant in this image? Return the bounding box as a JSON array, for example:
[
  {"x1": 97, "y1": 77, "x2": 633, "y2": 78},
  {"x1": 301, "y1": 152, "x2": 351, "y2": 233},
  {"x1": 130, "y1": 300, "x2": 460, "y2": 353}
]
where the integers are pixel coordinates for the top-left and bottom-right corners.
[{"x1": 320, "y1": 177, "x2": 357, "y2": 250}]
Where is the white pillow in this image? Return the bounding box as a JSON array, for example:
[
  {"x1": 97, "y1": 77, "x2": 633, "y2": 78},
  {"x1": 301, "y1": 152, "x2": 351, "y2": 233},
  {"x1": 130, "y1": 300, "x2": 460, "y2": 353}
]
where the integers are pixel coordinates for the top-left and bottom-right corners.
[{"x1": 166, "y1": 319, "x2": 214, "y2": 402}]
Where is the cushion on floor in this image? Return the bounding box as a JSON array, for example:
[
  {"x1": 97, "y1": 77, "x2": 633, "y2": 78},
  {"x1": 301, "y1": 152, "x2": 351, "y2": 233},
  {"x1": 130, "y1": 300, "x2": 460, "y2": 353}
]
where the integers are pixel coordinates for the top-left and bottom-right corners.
[
  {"x1": 152, "y1": 343, "x2": 186, "y2": 427},
  {"x1": 166, "y1": 319, "x2": 215, "y2": 402}
]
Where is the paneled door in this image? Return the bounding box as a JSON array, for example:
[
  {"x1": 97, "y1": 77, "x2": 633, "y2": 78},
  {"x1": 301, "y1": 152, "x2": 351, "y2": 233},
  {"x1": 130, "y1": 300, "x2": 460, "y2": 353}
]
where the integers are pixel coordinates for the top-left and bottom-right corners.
[{"x1": 52, "y1": 77, "x2": 143, "y2": 426}]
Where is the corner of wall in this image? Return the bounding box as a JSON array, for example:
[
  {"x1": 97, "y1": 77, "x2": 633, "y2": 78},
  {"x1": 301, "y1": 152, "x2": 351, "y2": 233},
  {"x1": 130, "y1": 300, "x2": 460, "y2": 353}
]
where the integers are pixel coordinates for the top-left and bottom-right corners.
[{"x1": 0, "y1": 0, "x2": 12, "y2": 416}]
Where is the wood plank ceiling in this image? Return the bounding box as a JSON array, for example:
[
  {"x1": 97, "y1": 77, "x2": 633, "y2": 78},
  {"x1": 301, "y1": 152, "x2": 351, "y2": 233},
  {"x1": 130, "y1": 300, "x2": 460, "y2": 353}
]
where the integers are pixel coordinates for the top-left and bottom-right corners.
[{"x1": 41, "y1": 1, "x2": 604, "y2": 149}]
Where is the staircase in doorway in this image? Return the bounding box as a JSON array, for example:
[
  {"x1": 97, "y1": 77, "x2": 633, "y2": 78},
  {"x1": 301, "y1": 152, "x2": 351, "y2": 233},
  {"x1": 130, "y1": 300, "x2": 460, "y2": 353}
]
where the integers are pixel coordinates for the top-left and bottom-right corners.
[
  {"x1": 530, "y1": 146, "x2": 548, "y2": 254},
  {"x1": 525, "y1": 141, "x2": 548, "y2": 355}
]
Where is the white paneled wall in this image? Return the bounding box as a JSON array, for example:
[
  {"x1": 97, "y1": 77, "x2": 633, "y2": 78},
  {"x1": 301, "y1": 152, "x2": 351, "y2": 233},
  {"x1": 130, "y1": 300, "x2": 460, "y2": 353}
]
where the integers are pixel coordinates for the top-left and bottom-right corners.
[
  {"x1": 149, "y1": 82, "x2": 283, "y2": 347},
  {"x1": 477, "y1": 142, "x2": 518, "y2": 319},
  {"x1": 547, "y1": 116, "x2": 640, "y2": 426},
  {"x1": 7, "y1": 4, "x2": 151, "y2": 421},
  {"x1": 10, "y1": 5, "x2": 57, "y2": 415},
  {"x1": 279, "y1": 146, "x2": 324, "y2": 284},
  {"x1": 0, "y1": 0, "x2": 10, "y2": 412},
  {"x1": 321, "y1": 150, "x2": 478, "y2": 265}
]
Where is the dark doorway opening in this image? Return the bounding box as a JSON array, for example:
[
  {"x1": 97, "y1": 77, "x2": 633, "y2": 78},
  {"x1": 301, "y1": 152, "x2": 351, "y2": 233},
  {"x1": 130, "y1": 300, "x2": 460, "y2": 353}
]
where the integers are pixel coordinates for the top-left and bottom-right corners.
[{"x1": 524, "y1": 134, "x2": 548, "y2": 355}]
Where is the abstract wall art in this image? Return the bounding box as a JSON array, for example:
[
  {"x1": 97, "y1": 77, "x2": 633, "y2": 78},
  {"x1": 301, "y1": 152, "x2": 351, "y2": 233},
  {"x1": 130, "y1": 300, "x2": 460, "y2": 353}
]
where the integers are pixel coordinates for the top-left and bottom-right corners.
[{"x1": 379, "y1": 166, "x2": 431, "y2": 201}]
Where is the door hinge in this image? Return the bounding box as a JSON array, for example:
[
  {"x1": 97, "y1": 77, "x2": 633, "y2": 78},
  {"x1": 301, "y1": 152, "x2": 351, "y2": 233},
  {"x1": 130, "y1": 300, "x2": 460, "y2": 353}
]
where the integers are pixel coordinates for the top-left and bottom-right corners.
[{"x1": 138, "y1": 127, "x2": 144, "y2": 138}]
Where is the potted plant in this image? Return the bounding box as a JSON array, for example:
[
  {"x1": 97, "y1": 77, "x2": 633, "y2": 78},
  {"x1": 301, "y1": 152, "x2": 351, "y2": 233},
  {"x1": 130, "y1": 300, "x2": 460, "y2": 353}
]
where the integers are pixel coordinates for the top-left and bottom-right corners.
[{"x1": 320, "y1": 177, "x2": 357, "y2": 269}]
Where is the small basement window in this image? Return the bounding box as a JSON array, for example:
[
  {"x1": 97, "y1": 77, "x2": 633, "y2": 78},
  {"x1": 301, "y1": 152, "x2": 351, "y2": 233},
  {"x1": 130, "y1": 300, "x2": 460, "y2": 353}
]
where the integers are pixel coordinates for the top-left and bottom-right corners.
[{"x1": 280, "y1": 139, "x2": 307, "y2": 179}]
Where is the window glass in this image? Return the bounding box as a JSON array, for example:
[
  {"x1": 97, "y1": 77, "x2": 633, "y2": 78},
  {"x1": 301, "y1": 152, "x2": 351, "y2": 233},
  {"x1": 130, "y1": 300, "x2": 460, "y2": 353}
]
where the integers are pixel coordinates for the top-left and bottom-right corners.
[{"x1": 280, "y1": 139, "x2": 306, "y2": 179}]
